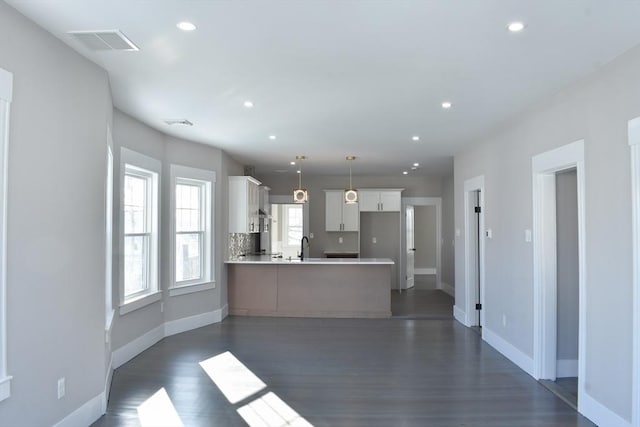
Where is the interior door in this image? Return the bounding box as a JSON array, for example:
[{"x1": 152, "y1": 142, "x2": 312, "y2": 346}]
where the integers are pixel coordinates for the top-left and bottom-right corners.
[{"x1": 406, "y1": 205, "x2": 415, "y2": 289}]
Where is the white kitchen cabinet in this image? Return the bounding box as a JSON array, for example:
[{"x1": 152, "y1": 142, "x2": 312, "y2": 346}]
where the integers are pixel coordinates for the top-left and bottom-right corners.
[
  {"x1": 358, "y1": 190, "x2": 402, "y2": 212},
  {"x1": 325, "y1": 190, "x2": 359, "y2": 231},
  {"x1": 229, "y1": 176, "x2": 262, "y2": 233}
]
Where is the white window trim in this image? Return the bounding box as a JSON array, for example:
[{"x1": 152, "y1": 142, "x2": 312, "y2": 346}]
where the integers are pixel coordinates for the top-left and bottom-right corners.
[
  {"x1": 105, "y1": 140, "x2": 115, "y2": 342},
  {"x1": 169, "y1": 164, "x2": 216, "y2": 297},
  {"x1": 119, "y1": 148, "x2": 162, "y2": 315},
  {"x1": 0, "y1": 67, "x2": 12, "y2": 402}
]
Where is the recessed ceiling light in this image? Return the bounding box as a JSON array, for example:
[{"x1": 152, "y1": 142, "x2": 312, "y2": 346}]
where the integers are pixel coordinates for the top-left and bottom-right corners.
[
  {"x1": 177, "y1": 22, "x2": 196, "y2": 31},
  {"x1": 290, "y1": 161, "x2": 296, "y2": 166},
  {"x1": 508, "y1": 22, "x2": 525, "y2": 32},
  {"x1": 269, "y1": 135, "x2": 277, "y2": 140},
  {"x1": 412, "y1": 136, "x2": 420, "y2": 141},
  {"x1": 243, "y1": 100, "x2": 254, "y2": 108},
  {"x1": 442, "y1": 101, "x2": 452, "y2": 109},
  {"x1": 403, "y1": 171, "x2": 408, "y2": 175},
  {"x1": 413, "y1": 163, "x2": 419, "y2": 167}
]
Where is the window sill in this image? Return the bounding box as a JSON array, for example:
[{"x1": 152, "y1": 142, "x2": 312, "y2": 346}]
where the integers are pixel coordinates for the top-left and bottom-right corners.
[
  {"x1": 119, "y1": 291, "x2": 162, "y2": 316},
  {"x1": 0, "y1": 375, "x2": 12, "y2": 402},
  {"x1": 169, "y1": 281, "x2": 216, "y2": 297}
]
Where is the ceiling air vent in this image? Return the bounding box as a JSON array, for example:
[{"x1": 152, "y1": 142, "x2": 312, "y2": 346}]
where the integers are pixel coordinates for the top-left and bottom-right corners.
[
  {"x1": 164, "y1": 119, "x2": 194, "y2": 126},
  {"x1": 68, "y1": 30, "x2": 139, "y2": 51}
]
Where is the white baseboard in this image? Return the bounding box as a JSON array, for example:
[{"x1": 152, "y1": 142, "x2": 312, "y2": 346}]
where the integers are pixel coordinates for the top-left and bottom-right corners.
[
  {"x1": 165, "y1": 305, "x2": 228, "y2": 337},
  {"x1": 415, "y1": 268, "x2": 436, "y2": 275},
  {"x1": 112, "y1": 325, "x2": 164, "y2": 369},
  {"x1": 453, "y1": 305, "x2": 466, "y2": 325},
  {"x1": 439, "y1": 282, "x2": 454, "y2": 297},
  {"x1": 556, "y1": 359, "x2": 578, "y2": 378},
  {"x1": 103, "y1": 354, "x2": 113, "y2": 412},
  {"x1": 482, "y1": 327, "x2": 534, "y2": 378},
  {"x1": 53, "y1": 391, "x2": 104, "y2": 427},
  {"x1": 581, "y1": 390, "x2": 631, "y2": 427},
  {"x1": 221, "y1": 303, "x2": 229, "y2": 320}
]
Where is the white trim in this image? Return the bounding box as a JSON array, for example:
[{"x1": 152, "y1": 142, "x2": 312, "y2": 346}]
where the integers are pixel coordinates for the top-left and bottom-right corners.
[
  {"x1": 52, "y1": 391, "x2": 105, "y2": 427},
  {"x1": 169, "y1": 281, "x2": 216, "y2": 297},
  {"x1": 0, "y1": 67, "x2": 11, "y2": 402},
  {"x1": 629, "y1": 117, "x2": 640, "y2": 427},
  {"x1": 0, "y1": 68, "x2": 12, "y2": 102},
  {"x1": 581, "y1": 391, "x2": 631, "y2": 427},
  {"x1": 164, "y1": 305, "x2": 227, "y2": 337},
  {"x1": 463, "y1": 176, "x2": 485, "y2": 328},
  {"x1": 414, "y1": 268, "x2": 436, "y2": 275},
  {"x1": 531, "y1": 140, "x2": 587, "y2": 416},
  {"x1": 118, "y1": 290, "x2": 162, "y2": 315},
  {"x1": 105, "y1": 142, "x2": 114, "y2": 331},
  {"x1": 439, "y1": 281, "x2": 454, "y2": 297},
  {"x1": 401, "y1": 197, "x2": 442, "y2": 291},
  {"x1": 556, "y1": 359, "x2": 578, "y2": 378},
  {"x1": 112, "y1": 324, "x2": 165, "y2": 368},
  {"x1": 103, "y1": 354, "x2": 113, "y2": 412},
  {"x1": 483, "y1": 327, "x2": 535, "y2": 377},
  {"x1": 453, "y1": 305, "x2": 467, "y2": 326}
]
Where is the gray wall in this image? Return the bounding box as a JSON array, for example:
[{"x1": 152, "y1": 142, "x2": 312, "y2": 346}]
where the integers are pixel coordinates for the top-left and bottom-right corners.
[
  {"x1": 111, "y1": 110, "x2": 243, "y2": 350},
  {"x1": 556, "y1": 169, "x2": 579, "y2": 363},
  {"x1": 414, "y1": 205, "x2": 436, "y2": 269},
  {"x1": 441, "y1": 176, "x2": 455, "y2": 287},
  {"x1": 360, "y1": 212, "x2": 401, "y2": 289},
  {"x1": 257, "y1": 173, "x2": 443, "y2": 258},
  {"x1": 0, "y1": 2, "x2": 112, "y2": 424},
  {"x1": 454, "y1": 43, "x2": 640, "y2": 421}
]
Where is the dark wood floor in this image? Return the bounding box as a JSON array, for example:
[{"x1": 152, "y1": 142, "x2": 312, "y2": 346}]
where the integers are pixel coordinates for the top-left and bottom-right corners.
[{"x1": 94, "y1": 314, "x2": 594, "y2": 427}]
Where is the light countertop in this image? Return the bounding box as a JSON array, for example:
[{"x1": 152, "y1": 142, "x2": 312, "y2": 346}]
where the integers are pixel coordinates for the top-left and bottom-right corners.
[{"x1": 225, "y1": 255, "x2": 394, "y2": 265}]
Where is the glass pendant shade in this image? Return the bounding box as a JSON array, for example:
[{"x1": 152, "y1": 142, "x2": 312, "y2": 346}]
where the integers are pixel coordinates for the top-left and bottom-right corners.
[{"x1": 344, "y1": 155, "x2": 358, "y2": 204}]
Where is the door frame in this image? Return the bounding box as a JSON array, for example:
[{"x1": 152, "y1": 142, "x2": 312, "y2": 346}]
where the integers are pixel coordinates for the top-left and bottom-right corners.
[
  {"x1": 405, "y1": 204, "x2": 415, "y2": 290},
  {"x1": 401, "y1": 197, "x2": 442, "y2": 291},
  {"x1": 629, "y1": 117, "x2": 640, "y2": 427},
  {"x1": 531, "y1": 140, "x2": 586, "y2": 411},
  {"x1": 463, "y1": 176, "x2": 485, "y2": 328}
]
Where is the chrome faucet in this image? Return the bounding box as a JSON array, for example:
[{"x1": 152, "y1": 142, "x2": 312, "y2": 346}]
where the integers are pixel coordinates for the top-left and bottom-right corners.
[{"x1": 300, "y1": 236, "x2": 309, "y2": 261}]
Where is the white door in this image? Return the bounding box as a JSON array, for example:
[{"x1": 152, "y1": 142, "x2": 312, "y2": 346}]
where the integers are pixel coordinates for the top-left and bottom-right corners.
[{"x1": 406, "y1": 205, "x2": 415, "y2": 289}]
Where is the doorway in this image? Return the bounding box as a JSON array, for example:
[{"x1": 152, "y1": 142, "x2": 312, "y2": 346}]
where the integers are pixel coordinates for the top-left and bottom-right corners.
[
  {"x1": 464, "y1": 176, "x2": 485, "y2": 329},
  {"x1": 270, "y1": 204, "x2": 304, "y2": 259},
  {"x1": 532, "y1": 141, "x2": 586, "y2": 414}
]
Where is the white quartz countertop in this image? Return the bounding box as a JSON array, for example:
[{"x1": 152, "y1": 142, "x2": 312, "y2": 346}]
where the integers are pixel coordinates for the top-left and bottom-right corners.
[{"x1": 225, "y1": 255, "x2": 394, "y2": 265}]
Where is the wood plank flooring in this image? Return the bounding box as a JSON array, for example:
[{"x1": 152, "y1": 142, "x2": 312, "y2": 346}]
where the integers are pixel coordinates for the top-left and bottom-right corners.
[
  {"x1": 391, "y1": 289, "x2": 454, "y2": 319},
  {"x1": 94, "y1": 314, "x2": 594, "y2": 427}
]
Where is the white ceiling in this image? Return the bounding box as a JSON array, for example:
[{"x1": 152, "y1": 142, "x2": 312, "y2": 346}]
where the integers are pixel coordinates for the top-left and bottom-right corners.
[{"x1": 7, "y1": 0, "x2": 640, "y2": 176}]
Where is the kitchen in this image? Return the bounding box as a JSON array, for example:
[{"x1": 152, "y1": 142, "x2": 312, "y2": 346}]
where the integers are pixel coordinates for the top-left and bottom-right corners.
[{"x1": 225, "y1": 168, "x2": 448, "y2": 318}]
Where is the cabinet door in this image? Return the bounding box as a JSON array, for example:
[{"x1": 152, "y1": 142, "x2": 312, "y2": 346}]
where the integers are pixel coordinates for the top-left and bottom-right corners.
[
  {"x1": 342, "y1": 200, "x2": 359, "y2": 231},
  {"x1": 358, "y1": 190, "x2": 380, "y2": 212},
  {"x1": 249, "y1": 181, "x2": 260, "y2": 232},
  {"x1": 325, "y1": 191, "x2": 343, "y2": 231},
  {"x1": 379, "y1": 191, "x2": 401, "y2": 212}
]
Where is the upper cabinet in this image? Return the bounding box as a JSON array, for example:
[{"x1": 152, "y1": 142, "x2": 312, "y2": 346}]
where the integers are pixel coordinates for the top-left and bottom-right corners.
[
  {"x1": 359, "y1": 190, "x2": 402, "y2": 212},
  {"x1": 229, "y1": 176, "x2": 261, "y2": 233},
  {"x1": 325, "y1": 190, "x2": 359, "y2": 231}
]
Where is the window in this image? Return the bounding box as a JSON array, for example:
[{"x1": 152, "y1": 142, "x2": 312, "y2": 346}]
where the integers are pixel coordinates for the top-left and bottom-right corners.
[
  {"x1": 0, "y1": 67, "x2": 13, "y2": 401},
  {"x1": 286, "y1": 205, "x2": 303, "y2": 245},
  {"x1": 170, "y1": 165, "x2": 215, "y2": 296},
  {"x1": 120, "y1": 148, "x2": 161, "y2": 314}
]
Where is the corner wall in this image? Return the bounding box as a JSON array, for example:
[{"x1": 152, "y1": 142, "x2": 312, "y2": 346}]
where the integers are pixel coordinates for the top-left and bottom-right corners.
[{"x1": 454, "y1": 43, "x2": 640, "y2": 423}]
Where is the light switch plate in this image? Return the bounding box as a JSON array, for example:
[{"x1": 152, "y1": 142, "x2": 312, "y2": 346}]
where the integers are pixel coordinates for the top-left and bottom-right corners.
[{"x1": 525, "y1": 229, "x2": 532, "y2": 242}]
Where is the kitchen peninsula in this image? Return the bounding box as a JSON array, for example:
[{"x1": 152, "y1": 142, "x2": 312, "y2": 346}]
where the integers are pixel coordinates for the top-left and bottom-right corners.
[{"x1": 225, "y1": 256, "x2": 394, "y2": 318}]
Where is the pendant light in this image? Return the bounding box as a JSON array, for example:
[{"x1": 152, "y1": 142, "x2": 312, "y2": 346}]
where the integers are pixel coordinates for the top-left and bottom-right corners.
[
  {"x1": 344, "y1": 155, "x2": 358, "y2": 204},
  {"x1": 293, "y1": 155, "x2": 308, "y2": 203}
]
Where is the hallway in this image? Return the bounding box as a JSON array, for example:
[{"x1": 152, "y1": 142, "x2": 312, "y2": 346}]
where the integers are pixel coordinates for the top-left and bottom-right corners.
[{"x1": 95, "y1": 316, "x2": 593, "y2": 426}]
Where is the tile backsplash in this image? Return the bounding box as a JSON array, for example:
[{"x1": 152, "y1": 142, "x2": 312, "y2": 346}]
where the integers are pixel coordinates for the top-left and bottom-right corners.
[{"x1": 228, "y1": 233, "x2": 258, "y2": 258}]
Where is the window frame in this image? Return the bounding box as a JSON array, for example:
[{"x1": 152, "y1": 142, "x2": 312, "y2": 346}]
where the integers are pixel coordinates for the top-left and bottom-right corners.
[
  {"x1": 0, "y1": 67, "x2": 13, "y2": 402},
  {"x1": 169, "y1": 164, "x2": 216, "y2": 297},
  {"x1": 119, "y1": 148, "x2": 161, "y2": 315}
]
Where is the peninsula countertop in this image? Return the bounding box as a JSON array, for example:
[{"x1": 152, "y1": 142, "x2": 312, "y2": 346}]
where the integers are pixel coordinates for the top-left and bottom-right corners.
[{"x1": 225, "y1": 255, "x2": 394, "y2": 265}]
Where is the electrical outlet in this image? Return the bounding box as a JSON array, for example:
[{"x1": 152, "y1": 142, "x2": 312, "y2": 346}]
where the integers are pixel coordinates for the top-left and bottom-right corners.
[
  {"x1": 502, "y1": 314, "x2": 507, "y2": 327},
  {"x1": 309, "y1": 232, "x2": 314, "y2": 239},
  {"x1": 57, "y1": 377, "x2": 65, "y2": 399},
  {"x1": 338, "y1": 237, "x2": 343, "y2": 244},
  {"x1": 372, "y1": 237, "x2": 377, "y2": 244},
  {"x1": 160, "y1": 302, "x2": 164, "y2": 313}
]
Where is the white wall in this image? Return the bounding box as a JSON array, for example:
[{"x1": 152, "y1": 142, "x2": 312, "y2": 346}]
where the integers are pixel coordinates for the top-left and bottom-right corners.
[
  {"x1": 0, "y1": 1, "x2": 112, "y2": 424},
  {"x1": 441, "y1": 176, "x2": 455, "y2": 288},
  {"x1": 454, "y1": 43, "x2": 640, "y2": 422}
]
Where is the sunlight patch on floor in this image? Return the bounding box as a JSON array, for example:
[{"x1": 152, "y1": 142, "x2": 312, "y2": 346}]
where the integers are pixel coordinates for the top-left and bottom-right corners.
[
  {"x1": 199, "y1": 351, "x2": 267, "y2": 404},
  {"x1": 237, "y1": 391, "x2": 313, "y2": 427},
  {"x1": 137, "y1": 388, "x2": 184, "y2": 427}
]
